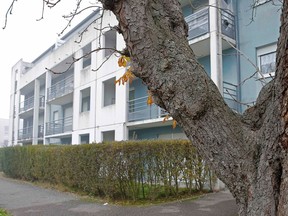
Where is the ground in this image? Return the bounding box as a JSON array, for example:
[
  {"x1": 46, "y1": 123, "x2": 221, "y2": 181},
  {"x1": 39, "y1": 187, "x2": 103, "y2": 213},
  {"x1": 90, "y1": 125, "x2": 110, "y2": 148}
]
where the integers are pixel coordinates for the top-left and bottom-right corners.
[{"x1": 0, "y1": 175, "x2": 237, "y2": 216}]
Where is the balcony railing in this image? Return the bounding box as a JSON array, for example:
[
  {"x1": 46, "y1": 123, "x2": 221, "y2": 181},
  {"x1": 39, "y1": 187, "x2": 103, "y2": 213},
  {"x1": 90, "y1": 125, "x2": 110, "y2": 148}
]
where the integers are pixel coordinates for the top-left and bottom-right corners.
[
  {"x1": 18, "y1": 126, "x2": 33, "y2": 140},
  {"x1": 18, "y1": 125, "x2": 44, "y2": 141},
  {"x1": 221, "y1": 10, "x2": 236, "y2": 40},
  {"x1": 47, "y1": 75, "x2": 74, "y2": 101},
  {"x1": 128, "y1": 82, "x2": 239, "y2": 122},
  {"x1": 184, "y1": 7, "x2": 235, "y2": 41},
  {"x1": 185, "y1": 7, "x2": 209, "y2": 41},
  {"x1": 46, "y1": 116, "x2": 73, "y2": 136},
  {"x1": 19, "y1": 96, "x2": 34, "y2": 113},
  {"x1": 19, "y1": 96, "x2": 45, "y2": 113},
  {"x1": 223, "y1": 81, "x2": 239, "y2": 112},
  {"x1": 128, "y1": 96, "x2": 168, "y2": 122}
]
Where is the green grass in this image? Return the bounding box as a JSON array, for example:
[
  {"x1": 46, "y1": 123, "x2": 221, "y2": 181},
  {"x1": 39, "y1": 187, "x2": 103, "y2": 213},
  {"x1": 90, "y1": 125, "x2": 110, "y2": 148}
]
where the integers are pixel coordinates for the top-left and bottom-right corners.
[{"x1": 0, "y1": 208, "x2": 11, "y2": 216}]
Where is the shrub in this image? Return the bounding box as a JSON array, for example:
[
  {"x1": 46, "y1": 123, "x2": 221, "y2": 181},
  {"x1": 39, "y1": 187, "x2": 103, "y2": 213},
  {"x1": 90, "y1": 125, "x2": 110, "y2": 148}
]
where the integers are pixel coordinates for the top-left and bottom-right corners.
[{"x1": 0, "y1": 140, "x2": 215, "y2": 201}]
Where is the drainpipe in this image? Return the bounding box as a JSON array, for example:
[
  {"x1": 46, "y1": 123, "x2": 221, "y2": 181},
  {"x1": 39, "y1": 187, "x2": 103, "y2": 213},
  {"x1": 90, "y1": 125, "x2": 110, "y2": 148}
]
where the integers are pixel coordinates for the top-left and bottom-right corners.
[
  {"x1": 209, "y1": 0, "x2": 223, "y2": 95},
  {"x1": 235, "y1": 0, "x2": 242, "y2": 113}
]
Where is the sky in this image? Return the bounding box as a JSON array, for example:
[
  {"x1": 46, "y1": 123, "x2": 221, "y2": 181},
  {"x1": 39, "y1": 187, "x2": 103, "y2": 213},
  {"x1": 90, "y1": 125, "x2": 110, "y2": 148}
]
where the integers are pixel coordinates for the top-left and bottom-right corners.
[{"x1": 0, "y1": 0, "x2": 95, "y2": 119}]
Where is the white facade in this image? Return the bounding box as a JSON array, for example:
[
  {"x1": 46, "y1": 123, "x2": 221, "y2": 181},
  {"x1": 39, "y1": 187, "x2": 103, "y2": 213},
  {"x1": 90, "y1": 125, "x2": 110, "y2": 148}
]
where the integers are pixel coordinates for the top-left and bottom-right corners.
[
  {"x1": 8, "y1": 11, "x2": 131, "y2": 145},
  {"x1": 0, "y1": 118, "x2": 9, "y2": 147}
]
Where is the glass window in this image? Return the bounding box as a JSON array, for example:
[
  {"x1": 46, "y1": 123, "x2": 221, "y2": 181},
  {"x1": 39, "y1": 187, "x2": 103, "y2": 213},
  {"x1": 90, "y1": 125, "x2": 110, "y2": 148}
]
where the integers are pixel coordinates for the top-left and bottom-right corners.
[
  {"x1": 83, "y1": 43, "x2": 92, "y2": 69},
  {"x1": 259, "y1": 52, "x2": 276, "y2": 75},
  {"x1": 102, "y1": 130, "x2": 115, "y2": 142},
  {"x1": 103, "y1": 78, "x2": 116, "y2": 107},
  {"x1": 80, "y1": 134, "x2": 90, "y2": 144},
  {"x1": 257, "y1": 44, "x2": 277, "y2": 78},
  {"x1": 4, "y1": 126, "x2": 9, "y2": 135},
  {"x1": 80, "y1": 87, "x2": 91, "y2": 112},
  {"x1": 104, "y1": 30, "x2": 117, "y2": 58}
]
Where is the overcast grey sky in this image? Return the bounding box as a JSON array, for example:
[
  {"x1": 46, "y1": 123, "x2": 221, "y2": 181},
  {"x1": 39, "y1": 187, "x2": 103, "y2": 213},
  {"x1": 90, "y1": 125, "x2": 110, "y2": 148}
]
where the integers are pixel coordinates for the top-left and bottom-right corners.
[{"x1": 0, "y1": 0, "x2": 94, "y2": 119}]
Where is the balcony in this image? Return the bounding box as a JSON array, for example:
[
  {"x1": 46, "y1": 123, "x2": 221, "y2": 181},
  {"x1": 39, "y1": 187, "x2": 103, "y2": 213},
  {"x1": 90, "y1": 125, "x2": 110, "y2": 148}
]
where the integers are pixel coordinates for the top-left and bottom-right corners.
[
  {"x1": 221, "y1": 10, "x2": 236, "y2": 40},
  {"x1": 19, "y1": 96, "x2": 34, "y2": 113},
  {"x1": 18, "y1": 126, "x2": 33, "y2": 140},
  {"x1": 128, "y1": 82, "x2": 239, "y2": 123},
  {"x1": 185, "y1": 7, "x2": 235, "y2": 41},
  {"x1": 19, "y1": 96, "x2": 45, "y2": 117},
  {"x1": 47, "y1": 75, "x2": 74, "y2": 103},
  {"x1": 18, "y1": 125, "x2": 44, "y2": 141},
  {"x1": 223, "y1": 81, "x2": 239, "y2": 112},
  {"x1": 46, "y1": 116, "x2": 73, "y2": 136},
  {"x1": 185, "y1": 7, "x2": 209, "y2": 41},
  {"x1": 128, "y1": 96, "x2": 168, "y2": 122},
  {"x1": 184, "y1": 7, "x2": 236, "y2": 57}
]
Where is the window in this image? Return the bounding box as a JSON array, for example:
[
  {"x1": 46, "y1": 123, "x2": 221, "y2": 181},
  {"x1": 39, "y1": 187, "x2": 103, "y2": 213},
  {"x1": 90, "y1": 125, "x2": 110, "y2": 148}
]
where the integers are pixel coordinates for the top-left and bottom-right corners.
[
  {"x1": 4, "y1": 126, "x2": 9, "y2": 135},
  {"x1": 103, "y1": 78, "x2": 116, "y2": 107},
  {"x1": 102, "y1": 130, "x2": 115, "y2": 142},
  {"x1": 257, "y1": 44, "x2": 277, "y2": 78},
  {"x1": 80, "y1": 134, "x2": 90, "y2": 144},
  {"x1": 53, "y1": 111, "x2": 59, "y2": 122},
  {"x1": 104, "y1": 30, "x2": 117, "y2": 58},
  {"x1": 3, "y1": 140, "x2": 8, "y2": 146},
  {"x1": 80, "y1": 87, "x2": 91, "y2": 112},
  {"x1": 83, "y1": 43, "x2": 92, "y2": 68}
]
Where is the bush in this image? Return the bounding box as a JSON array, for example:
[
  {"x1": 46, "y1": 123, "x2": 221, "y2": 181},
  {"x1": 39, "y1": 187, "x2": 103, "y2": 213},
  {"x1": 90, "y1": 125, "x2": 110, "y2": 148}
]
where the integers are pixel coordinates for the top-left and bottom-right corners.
[{"x1": 0, "y1": 140, "x2": 215, "y2": 201}]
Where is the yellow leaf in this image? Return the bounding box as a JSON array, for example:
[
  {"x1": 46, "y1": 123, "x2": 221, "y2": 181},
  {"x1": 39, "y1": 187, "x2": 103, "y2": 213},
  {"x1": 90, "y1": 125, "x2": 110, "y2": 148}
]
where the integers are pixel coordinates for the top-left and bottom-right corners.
[
  {"x1": 114, "y1": 67, "x2": 135, "y2": 86},
  {"x1": 118, "y1": 55, "x2": 131, "y2": 67},
  {"x1": 172, "y1": 120, "x2": 177, "y2": 129},
  {"x1": 147, "y1": 91, "x2": 153, "y2": 105},
  {"x1": 162, "y1": 115, "x2": 170, "y2": 123}
]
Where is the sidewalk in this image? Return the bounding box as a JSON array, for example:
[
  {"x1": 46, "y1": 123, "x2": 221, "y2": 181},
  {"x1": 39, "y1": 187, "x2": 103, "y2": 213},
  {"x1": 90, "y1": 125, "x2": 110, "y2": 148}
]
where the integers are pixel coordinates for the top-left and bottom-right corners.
[{"x1": 0, "y1": 175, "x2": 238, "y2": 216}]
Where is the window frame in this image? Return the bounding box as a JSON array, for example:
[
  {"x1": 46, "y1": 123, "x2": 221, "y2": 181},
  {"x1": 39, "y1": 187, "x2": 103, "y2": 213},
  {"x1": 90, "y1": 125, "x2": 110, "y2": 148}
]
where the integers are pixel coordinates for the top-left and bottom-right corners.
[
  {"x1": 257, "y1": 43, "x2": 277, "y2": 79},
  {"x1": 80, "y1": 87, "x2": 91, "y2": 113},
  {"x1": 103, "y1": 77, "x2": 116, "y2": 107},
  {"x1": 102, "y1": 130, "x2": 115, "y2": 142}
]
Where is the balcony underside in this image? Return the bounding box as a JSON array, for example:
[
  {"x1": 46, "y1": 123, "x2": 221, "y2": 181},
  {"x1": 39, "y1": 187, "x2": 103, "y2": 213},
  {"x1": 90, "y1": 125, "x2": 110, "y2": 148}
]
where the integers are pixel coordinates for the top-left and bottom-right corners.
[
  {"x1": 191, "y1": 35, "x2": 236, "y2": 58},
  {"x1": 47, "y1": 92, "x2": 73, "y2": 105},
  {"x1": 19, "y1": 108, "x2": 44, "y2": 119},
  {"x1": 127, "y1": 118, "x2": 173, "y2": 130}
]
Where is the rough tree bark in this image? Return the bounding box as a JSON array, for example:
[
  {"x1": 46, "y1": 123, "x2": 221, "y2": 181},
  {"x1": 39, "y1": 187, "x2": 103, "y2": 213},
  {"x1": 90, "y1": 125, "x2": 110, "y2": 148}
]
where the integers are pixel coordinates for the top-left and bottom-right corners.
[{"x1": 99, "y1": 0, "x2": 288, "y2": 215}]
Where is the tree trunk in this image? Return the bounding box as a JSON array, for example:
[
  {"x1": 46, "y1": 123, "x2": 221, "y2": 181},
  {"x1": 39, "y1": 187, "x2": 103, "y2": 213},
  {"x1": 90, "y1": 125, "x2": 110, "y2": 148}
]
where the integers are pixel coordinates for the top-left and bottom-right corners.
[{"x1": 99, "y1": 0, "x2": 288, "y2": 215}]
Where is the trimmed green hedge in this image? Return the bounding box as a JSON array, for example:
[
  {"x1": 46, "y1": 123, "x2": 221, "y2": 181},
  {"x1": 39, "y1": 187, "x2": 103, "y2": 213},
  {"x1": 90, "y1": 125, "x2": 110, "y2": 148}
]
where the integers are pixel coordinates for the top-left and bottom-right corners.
[{"x1": 0, "y1": 140, "x2": 214, "y2": 201}]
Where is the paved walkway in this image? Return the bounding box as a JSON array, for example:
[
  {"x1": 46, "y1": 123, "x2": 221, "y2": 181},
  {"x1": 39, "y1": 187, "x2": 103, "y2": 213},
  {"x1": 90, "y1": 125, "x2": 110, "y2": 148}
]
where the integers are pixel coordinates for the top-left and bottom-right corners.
[{"x1": 0, "y1": 176, "x2": 238, "y2": 216}]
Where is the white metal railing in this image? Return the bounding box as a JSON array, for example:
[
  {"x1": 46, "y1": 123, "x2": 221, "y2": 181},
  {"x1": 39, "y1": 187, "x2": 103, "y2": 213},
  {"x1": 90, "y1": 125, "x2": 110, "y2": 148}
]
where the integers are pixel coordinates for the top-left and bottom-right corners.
[
  {"x1": 46, "y1": 116, "x2": 73, "y2": 136},
  {"x1": 185, "y1": 7, "x2": 210, "y2": 40},
  {"x1": 19, "y1": 96, "x2": 45, "y2": 113},
  {"x1": 185, "y1": 7, "x2": 236, "y2": 41},
  {"x1": 221, "y1": 10, "x2": 236, "y2": 40},
  {"x1": 223, "y1": 81, "x2": 239, "y2": 112},
  {"x1": 18, "y1": 125, "x2": 44, "y2": 141},
  {"x1": 128, "y1": 96, "x2": 168, "y2": 122},
  {"x1": 47, "y1": 75, "x2": 74, "y2": 101}
]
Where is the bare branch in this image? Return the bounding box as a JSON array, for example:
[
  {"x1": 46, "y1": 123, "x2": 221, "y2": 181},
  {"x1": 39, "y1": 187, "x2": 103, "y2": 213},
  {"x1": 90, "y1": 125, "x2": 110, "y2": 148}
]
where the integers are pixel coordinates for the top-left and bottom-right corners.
[
  {"x1": 92, "y1": 50, "x2": 116, "y2": 72},
  {"x1": 225, "y1": 88, "x2": 255, "y2": 108},
  {"x1": 46, "y1": 47, "x2": 123, "y2": 74},
  {"x1": 2, "y1": 0, "x2": 17, "y2": 29},
  {"x1": 74, "y1": 11, "x2": 104, "y2": 43},
  {"x1": 222, "y1": 38, "x2": 268, "y2": 86}
]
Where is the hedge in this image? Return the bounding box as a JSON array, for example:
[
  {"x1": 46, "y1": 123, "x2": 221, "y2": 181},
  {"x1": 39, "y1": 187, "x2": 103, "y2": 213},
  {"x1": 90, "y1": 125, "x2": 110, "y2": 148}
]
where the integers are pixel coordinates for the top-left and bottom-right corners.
[{"x1": 0, "y1": 140, "x2": 215, "y2": 201}]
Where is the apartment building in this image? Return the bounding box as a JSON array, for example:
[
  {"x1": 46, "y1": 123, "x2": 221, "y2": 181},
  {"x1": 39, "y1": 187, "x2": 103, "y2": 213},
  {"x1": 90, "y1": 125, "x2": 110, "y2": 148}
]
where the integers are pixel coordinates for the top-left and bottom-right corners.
[
  {"x1": 0, "y1": 119, "x2": 9, "y2": 147},
  {"x1": 8, "y1": 0, "x2": 281, "y2": 145}
]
